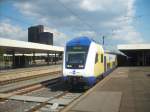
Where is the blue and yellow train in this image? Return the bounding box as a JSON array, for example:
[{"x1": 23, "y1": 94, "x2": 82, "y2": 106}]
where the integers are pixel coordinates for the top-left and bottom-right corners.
[{"x1": 63, "y1": 37, "x2": 117, "y2": 87}]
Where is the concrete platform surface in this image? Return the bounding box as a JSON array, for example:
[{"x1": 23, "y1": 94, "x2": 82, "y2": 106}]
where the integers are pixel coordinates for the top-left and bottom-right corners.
[{"x1": 62, "y1": 67, "x2": 150, "y2": 112}]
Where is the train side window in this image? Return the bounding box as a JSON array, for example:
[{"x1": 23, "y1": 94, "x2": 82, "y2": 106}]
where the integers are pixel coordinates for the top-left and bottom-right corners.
[
  {"x1": 101, "y1": 54, "x2": 103, "y2": 63},
  {"x1": 95, "y1": 53, "x2": 98, "y2": 64}
]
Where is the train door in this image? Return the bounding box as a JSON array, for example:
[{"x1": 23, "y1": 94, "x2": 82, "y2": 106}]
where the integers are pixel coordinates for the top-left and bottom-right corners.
[{"x1": 104, "y1": 56, "x2": 107, "y2": 72}]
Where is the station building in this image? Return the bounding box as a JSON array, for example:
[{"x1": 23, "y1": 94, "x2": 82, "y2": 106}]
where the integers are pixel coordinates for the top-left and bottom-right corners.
[
  {"x1": 0, "y1": 38, "x2": 64, "y2": 70},
  {"x1": 118, "y1": 44, "x2": 150, "y2": 66}
]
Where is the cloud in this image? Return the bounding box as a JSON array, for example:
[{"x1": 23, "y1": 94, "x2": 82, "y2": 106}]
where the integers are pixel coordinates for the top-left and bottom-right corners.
[
  {"x1": 44, "y1": 27, "x2": 68, "y2": 46},
  {"x1": 112, "y1": 25, "x2": 143, "y2": 43},
  {"x1": 0, "y1": 20, "x2": 27, "y2": 41},
  {"x1": 77, "y1": 31, "x2": 97, "y2": 39},
  {"x1": 0, "y1": 19, "x2": 68, "y2": 46},
  {"x1": 8, "y1": 0, "x2": 144, "y2": 45}
]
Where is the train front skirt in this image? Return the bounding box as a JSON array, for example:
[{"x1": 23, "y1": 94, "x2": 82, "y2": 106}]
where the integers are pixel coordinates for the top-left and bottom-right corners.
[{"x1": 63, "y1": 76, "x2": 97, "y2": 87}]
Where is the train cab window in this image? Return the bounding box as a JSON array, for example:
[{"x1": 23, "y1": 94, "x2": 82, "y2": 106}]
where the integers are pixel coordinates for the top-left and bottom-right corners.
[
  {"x1": 65, "y1": 45, "x2": 89, "y2": 69},
  {"x1": 95, "y1": 53, "x2": 98, "y2": 64},
  {"x1": 101, "y1": 54, "x2": 103, "y2": 63}
]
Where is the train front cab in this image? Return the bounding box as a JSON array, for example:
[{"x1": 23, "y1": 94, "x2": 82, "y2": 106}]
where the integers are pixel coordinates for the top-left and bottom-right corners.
[
  {"x1": 63, "y1": 37, "x2": 117, "y2": 87},
  {"x1": 63, "y1": 39, "x2": 91, "y2": 86}
]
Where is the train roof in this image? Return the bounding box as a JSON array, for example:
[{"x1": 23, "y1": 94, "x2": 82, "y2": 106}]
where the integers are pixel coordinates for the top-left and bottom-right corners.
[{"x1": 66, "y1": 36, "x2": 97, "y2": 46}]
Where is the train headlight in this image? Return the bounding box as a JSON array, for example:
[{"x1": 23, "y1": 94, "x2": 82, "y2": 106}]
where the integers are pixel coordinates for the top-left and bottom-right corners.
[
  {"x1": 79, "y1": 65, "x2": 84, "y2": 68},
  {"x1": 67, "y1": 65, "x2": 72, "y2": 67}
]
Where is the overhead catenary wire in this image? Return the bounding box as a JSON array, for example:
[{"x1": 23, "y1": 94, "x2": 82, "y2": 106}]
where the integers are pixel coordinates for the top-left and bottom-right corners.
[
  {"x1": 0, "y1": 14, "x2": 30, "y2": 30},
  {"x1": 55, "y1": 0, "x2": 99, "y2": 33}
]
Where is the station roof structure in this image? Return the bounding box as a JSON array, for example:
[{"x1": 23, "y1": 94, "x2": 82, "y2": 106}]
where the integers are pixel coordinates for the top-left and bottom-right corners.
[
  {"x1": 117, "y1": 44, "x2": 150, "y2": 51},
  {"x1": 0, "y1": 38, "x2": 64, "y2": 53}
]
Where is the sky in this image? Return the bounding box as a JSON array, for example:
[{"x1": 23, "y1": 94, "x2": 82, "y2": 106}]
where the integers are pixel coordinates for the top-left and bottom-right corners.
[{"x1": 0, "y1": 0, "x2": 150, "y2": 48}]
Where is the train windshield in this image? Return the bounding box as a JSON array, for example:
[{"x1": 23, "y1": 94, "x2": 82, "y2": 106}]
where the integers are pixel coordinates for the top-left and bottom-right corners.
[
  {"x1": 67, "y1": 52, "x2": 86, "y2": 64},
  {"x1": 66, "y1": 46, "x2": 89, "y2": 69}
]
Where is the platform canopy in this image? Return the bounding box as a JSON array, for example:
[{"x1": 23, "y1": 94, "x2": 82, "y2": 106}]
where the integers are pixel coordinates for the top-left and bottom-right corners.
[
  {"x1": 0, "y1": 38, "x2": 64, "y2": 54},
  {"x1": 117, "y1": 44, "x2": 150, "y2": 51},
  {"x1": 117, "y1": 44, "x2": 150, "y2": 66}
]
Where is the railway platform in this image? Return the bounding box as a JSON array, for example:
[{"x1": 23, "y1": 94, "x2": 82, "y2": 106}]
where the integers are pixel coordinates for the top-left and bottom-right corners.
[{"x1": 62, "y1": 67, "x2": 150, "y2": 112}]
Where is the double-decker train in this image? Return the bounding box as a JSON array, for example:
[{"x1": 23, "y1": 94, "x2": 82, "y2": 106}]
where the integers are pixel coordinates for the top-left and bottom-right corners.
[{"x1": 63, "y1": 37, "x2": 117, "y2": 87}]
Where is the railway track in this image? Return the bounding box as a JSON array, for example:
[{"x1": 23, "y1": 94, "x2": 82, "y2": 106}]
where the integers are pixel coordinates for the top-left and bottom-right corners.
[
  {"x1": 0, "y1": 76, "x2": 62, "y2": 103},
  {"x1": 0, "y1": 65, "x2": 60, "y2": 75},
  {"x1": 26, "y1": 92, "x2": 82, "y2": 112},
  {"x1": 0, "y1": 70, "x2": 61, "y2": 86},
  {"x1": 0, "y1": 76, "x2": 62, "y2": 107},
  {"x1": 0, "y1": 71, "x2": 62, "y2": 93},
  {"x1": 0, "y1": 66, "x2": 85, "y2": 112},
  {"x1": 0, "y1": 77, "x2": 84, "y2": 112},
  {"x1": 4, "y1": 77, "x2": 61, "y2": 95}
]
